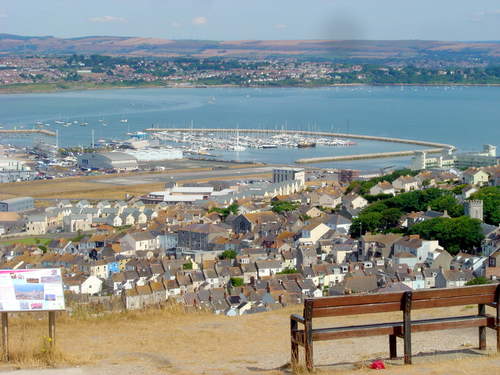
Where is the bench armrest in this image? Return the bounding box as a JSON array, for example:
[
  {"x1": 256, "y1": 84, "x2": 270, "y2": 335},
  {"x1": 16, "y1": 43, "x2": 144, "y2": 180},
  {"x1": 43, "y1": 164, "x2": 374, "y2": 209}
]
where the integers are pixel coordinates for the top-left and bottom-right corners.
[{"x1": 291, "y1": 314, "x2": 305, "y2": 325}]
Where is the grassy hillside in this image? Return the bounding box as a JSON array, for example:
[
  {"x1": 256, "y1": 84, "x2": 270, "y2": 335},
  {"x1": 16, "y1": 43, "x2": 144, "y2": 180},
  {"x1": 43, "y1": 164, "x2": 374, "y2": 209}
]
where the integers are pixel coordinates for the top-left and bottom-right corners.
[
  {"x1": 3, "y1": 303, "x2": 499, "y2": 374},
  {"x1": 3, "y1": 34, "x2": 500, "y2": 63}
]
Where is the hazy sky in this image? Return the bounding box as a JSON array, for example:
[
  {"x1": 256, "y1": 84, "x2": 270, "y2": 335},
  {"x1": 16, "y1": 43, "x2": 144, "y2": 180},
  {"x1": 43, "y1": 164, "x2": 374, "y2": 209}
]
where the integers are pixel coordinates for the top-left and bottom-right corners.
[{"x1": 1, "y1": 0, "x2": 500, "y2": 41}]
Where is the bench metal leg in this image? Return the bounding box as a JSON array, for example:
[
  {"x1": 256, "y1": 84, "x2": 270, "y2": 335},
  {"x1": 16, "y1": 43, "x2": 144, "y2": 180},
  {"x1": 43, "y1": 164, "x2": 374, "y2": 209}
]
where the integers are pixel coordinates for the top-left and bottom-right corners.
[
  {"x1": 403, "y1": 291, "x2": 412, "y2": 365},
  {"x1": 389, "y1": 334, "x2": 397, "y2": 359},
  {"x1": 305, "y1": 321, "x2": 313, "y2": 372},
  {"x1": 478, "y1": 304, "x2": 486, "y2": 350},
  {"x1": 496, "y1": 287, "x2": 500, "y2": 353},
  {"x1": 290, "y1": 319, "x2": 299, "y2": 369}
]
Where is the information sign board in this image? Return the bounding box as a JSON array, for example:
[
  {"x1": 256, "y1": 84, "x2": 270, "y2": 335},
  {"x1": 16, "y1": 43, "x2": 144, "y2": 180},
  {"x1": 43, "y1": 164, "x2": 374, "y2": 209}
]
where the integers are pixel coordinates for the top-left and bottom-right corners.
[{"x1": 0, "y1": 268, "x2": 65, "y2": 312}]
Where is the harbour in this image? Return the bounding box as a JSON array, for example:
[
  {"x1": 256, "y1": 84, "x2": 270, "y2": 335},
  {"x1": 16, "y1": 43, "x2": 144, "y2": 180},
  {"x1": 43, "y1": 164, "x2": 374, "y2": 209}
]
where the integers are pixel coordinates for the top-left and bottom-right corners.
[{"x1": 0, "y1": 86, "x2": 498, "y2": 170}]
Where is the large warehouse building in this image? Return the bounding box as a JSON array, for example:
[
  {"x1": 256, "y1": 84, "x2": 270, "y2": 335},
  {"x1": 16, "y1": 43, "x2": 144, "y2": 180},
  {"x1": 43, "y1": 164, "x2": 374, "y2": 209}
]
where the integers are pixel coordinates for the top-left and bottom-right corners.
[
  {"x1": 77, "y1": 149, "x2": 183, "y2": 171},
  {"x1": 77, "y1": 152, "x2": 139, "y2": 171},
  {"x1": 0, "y1": 197, "x2": 34, "y2": 212}
]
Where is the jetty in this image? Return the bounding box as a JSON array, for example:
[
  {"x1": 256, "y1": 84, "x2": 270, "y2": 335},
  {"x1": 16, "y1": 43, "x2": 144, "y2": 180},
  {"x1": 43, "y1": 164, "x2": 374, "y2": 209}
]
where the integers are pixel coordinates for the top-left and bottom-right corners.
[
  {"x1": 295, "y1": 148, "x2": 444, "y2": 164},
  {"x1": 0, "y1": 129, "x2": 56, "y2": 137}
]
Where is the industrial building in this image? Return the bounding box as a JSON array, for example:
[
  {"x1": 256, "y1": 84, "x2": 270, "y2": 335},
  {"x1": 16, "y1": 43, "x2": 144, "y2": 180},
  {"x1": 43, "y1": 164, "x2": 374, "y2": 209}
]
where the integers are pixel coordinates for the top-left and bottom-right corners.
[
  {"x1": 0, "y1": 158, "x2": 30, "y2": 172},
  {"x1": 77, "y1": 152, "x2": 139, "y2": 171},
  {"x1": 0, "y1": 197, "x2": 34, "y2": 212},
  {"x1": 410, "y1": 150, "x2": 455, "y2": 171},
  {"x1": 410, "y1": 145, "x2": 498, "y2": 171},
  {"x1": 124, "y1": 148, "x2": 183, "y2": 162},
  {"x1": 455, "y1": 145, "x2": 498, "y2": 169},
  {"x1": 272, "y1": 167, "x2": 305, "y2": 185},
  {"x1": 77, "y1": 148, "x2": 183, "y2": 171}
]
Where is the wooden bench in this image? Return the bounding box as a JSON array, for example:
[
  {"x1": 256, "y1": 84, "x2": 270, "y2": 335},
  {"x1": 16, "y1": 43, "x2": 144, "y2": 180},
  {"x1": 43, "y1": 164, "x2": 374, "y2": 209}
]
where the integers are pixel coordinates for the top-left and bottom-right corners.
[{"x1": 290, "y1": 284, "x2": 500, "y2": 371}]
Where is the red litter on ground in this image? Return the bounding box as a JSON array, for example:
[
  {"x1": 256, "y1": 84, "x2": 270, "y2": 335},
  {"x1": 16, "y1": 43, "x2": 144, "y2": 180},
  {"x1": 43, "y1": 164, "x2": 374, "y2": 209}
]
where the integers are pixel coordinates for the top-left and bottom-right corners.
[{"x1": 370, "y1": 360, "x2": 386, "y2": 370}]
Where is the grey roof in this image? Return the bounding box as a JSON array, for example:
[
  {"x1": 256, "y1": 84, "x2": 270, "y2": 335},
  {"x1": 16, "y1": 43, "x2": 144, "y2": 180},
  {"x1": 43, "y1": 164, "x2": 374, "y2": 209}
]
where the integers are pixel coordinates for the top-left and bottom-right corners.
[
  {"x1": 481, "y1": 223, "x2": 498, "y2": 236},
  {"x1": 326, "y1": 214, "x2": 352, "y2": 226},
  {"x1": 100, "y1": 152, "x2": 138, "y2": 162},
  {"x1": 0, "y1": 197, "x2": 33, "y2": 204}
]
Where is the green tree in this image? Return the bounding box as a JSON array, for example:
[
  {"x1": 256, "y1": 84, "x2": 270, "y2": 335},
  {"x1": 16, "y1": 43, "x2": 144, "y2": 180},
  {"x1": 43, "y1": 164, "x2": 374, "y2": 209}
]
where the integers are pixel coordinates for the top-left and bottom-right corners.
[
  {"x1": 271, "y1": 200, "x2": 299, "y2": 214},
  {"x1": 429, "y1": 194, "x2": 464, "y2": 217},
  {"x1": 465, "y1": 276, "x2": 491, "y2": 286},
  {"x1": 208, "y1": 203, "x2": 239, "y2": 219},
  {"x1": 380, "y1": 208, "x2": 404, "y2": 230},
  {"x1": 182, "y1": 262, "x2": 193, "y2": 270},
  {"x1": 409, "y1": 216, "x2": 484, "y2": 255},
  {"x1": 277, "y1": 267, "x2": 299, "y2": 274},
  {"x1": 349, "y1": 212, "x2": 383, "y2": 237},
  {"x1": 230, "y1": 277, "x2": 244, "y2": 287},
  {"x1": 219, "y1": 250, "x2": 237, "y2": 260}
]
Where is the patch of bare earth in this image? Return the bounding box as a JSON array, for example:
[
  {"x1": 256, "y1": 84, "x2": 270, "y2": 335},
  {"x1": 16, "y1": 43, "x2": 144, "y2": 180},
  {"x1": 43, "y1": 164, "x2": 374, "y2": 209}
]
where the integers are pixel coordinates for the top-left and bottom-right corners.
[{"x1": 0, "y1": 305, "x2": 499, "y2": 375}]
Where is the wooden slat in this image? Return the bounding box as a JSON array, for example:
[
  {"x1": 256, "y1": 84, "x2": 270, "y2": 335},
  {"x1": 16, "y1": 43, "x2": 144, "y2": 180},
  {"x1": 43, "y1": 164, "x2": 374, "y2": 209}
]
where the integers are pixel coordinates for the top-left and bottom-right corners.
[
  {"x1": 308, "y1": 292, "x2": 404, "y2": 308},
  {"x1": 311, "y1": 293, "x2": 496, "y2": 317},
  {"x1": 292, "y1": 331, "x2": 304, "y2": 346},
  {"x1": 412, "y1": 294, "x2": 495, "y2": 310},
  {"x1": 411, "y1": 316, "x2": 490, "y2": 333},
  {"x1": 312, "y1": 322, "x2": 400, "y2": 341},
  {"x1": 308, "y1": 285, "x2": 497, "y2": 310},
  {"x1": 311, "y1": 301, "x2": 402, "y2": 317},
  {"x1": 412, "y1": 285, "x2": 497, "y2": 300},
  {"x1": 310, "y1": 315, "x2": 493, "y2": 341}
]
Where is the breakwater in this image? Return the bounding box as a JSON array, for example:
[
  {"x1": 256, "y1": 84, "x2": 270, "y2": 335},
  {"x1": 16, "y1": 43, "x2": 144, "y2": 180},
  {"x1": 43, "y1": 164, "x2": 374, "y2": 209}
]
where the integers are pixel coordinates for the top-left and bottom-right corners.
[
  {"x1": 0, "y1": 129, "x2": 56, "y2": 137},
  {"x1": 295, "y1": 149, "x2": 444, "y2": 164}
]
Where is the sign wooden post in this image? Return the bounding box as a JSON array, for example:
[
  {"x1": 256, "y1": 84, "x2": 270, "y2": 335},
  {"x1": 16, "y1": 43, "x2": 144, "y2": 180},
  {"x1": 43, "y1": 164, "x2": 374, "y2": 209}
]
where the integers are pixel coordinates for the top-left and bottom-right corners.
[
  {"x1": 0, "y1": 268, "x2": 65, "y2": 361},
  {"x1": 48, "y1": 311, "x2": 56, "y2": 347},
  {"x1": 1, "y1": 312, "x2": 8, "y2": 361}
]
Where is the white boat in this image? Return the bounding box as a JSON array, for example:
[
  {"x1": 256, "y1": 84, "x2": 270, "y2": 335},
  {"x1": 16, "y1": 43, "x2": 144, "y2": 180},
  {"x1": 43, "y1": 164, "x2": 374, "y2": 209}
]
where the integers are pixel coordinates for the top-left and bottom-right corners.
[
  {"x1": 234, "y1": 128, "x2": 246, "y2": 151},
  {"x1": 120, "y1": 119, "x2": 128, "y2": 123}
]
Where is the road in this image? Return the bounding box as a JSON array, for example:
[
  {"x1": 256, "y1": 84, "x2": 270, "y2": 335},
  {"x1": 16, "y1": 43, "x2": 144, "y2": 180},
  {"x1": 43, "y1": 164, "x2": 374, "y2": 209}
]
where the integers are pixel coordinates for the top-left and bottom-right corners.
[{"x1": 89, "y1": 166, "x2": 275, "y2": 186}]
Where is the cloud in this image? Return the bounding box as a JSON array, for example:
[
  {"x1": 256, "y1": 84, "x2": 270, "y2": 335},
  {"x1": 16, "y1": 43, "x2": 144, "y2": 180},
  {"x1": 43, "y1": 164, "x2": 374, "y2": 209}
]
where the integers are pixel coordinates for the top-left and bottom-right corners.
[
  {"x1": 192, "y1": 16, "x2": 207, "y2": 26},
  {"x1": 274, "y1": 24, "x2": 288, "y2": 30},
  {"x1": 88, "y1": 16, "x2": 127, "y2": 23},
  {"x1": 171, "y1": 21, "x2": 182, "y2": 28}
]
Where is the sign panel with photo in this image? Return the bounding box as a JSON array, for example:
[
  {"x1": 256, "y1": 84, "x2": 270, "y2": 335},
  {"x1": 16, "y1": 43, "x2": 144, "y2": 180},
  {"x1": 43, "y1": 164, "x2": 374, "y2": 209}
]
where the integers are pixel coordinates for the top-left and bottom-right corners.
[{"x1": 0, "y1": 269, "x2": 65, "y2": 312}]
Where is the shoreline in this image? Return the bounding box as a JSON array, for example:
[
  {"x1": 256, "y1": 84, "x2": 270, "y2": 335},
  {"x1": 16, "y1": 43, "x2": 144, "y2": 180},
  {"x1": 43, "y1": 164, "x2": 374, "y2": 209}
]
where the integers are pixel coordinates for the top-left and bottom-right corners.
[{"x1": 2, "y1": 82, "x2": 500, "y2": 95}]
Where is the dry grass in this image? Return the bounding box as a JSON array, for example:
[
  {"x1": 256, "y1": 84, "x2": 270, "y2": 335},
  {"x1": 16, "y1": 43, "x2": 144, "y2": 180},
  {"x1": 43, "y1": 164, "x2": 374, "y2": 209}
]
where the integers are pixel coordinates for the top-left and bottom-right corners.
[
  {"x1": 0, "y1": 167, "x2": 268, "y2": 200},
  {"x1": 5, "y1": 313, "x2": 86, "y2": 369},
  {"x1": 1, "y1": 304, "x2": 499, "y2": 374},
  {"x1": 0, "y1": 179, "x2": 166, "y2": 200}
]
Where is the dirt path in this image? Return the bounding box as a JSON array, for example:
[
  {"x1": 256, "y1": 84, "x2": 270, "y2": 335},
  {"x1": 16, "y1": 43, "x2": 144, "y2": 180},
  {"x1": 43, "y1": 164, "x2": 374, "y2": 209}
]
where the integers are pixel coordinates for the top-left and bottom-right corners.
[{"x1": 0, "y1": 306, "x2": 499, "y2": 375}]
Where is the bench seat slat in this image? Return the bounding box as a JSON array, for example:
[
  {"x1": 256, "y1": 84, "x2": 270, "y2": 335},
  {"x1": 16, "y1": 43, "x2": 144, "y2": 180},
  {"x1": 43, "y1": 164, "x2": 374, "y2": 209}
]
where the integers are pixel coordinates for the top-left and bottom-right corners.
[
  {"x1": 305, "y1": 315, "x2": 493, "y2": 341},
  {"x1": 310, "y1": 294, "x2": 495, "y2": 317},
  {"x1": 412, "y1": 294, "x2": 495, "y2": 310},
  {"x1": 309, "y1": 292, "x2": 403, "y2": 308},
  {"x1": 311, "y1": 301, "x2": 402, "y2": 317},
  {"x1": 412, "y1": 284, "x2": 497, "y2": 300},
  {"x1": 307, "y1": 285, "x2": 497, "y2": 309}
]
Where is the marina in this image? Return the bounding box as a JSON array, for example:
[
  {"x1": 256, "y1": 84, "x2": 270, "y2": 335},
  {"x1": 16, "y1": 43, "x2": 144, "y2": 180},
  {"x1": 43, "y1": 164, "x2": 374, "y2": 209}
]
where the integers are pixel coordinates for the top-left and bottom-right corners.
[
  {"x1": 0, "y1": 86, "x2": 498, "y2": 170},
  {"x1": 151, "y1": 129, "x2": 357, "y2": 152}
]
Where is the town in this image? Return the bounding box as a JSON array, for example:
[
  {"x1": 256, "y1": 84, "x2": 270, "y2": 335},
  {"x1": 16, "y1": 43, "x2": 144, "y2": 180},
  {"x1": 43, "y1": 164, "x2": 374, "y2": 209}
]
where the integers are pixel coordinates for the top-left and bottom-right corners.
[
  {"x1": 4, "y1": 54, "x2": 500, "y2": 91},
  {"x1": 0, "y1": 161, "x2": 498, "y2": 315}
]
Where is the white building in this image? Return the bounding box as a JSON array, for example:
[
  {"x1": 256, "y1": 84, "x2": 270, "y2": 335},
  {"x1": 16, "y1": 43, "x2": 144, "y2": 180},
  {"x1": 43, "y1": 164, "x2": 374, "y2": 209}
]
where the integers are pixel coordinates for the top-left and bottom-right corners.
[
  {"x1": 0, "y1": 158, "x2": 30, "y2": 171},
  {"x1": 77, "y1": 152, "x2": 138, "y2": 171},
  {"x1": 272, "y1": 167, "x2": 305, "y2": 186}
]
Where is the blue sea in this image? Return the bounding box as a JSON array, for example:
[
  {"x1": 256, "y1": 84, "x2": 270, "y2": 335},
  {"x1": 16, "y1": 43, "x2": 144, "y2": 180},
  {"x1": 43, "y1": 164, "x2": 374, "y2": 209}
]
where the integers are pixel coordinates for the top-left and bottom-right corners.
[{"x1": 0, "y1": 86, "x2": 498, "y2": 170}]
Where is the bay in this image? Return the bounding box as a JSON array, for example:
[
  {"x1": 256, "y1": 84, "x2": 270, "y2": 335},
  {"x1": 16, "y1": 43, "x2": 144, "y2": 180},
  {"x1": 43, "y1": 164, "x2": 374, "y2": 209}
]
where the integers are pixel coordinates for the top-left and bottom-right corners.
[{"x1": 0, "y1": 86, "x2": 498, "y2": 170}]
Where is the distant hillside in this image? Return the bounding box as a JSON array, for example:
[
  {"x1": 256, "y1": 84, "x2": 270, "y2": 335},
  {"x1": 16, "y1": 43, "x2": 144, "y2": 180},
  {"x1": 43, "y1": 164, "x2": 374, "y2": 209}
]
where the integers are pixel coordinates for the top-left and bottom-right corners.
[{"x1": 2, "y1": 34, "x2": 500, "y2": 64}]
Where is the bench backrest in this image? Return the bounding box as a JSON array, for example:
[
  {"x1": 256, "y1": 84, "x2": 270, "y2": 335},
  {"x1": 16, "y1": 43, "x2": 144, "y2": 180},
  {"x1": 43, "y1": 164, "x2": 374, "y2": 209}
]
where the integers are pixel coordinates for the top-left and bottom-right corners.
[{"x1": 304, "y1": 284, "x2": 499, "y2": 319}]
